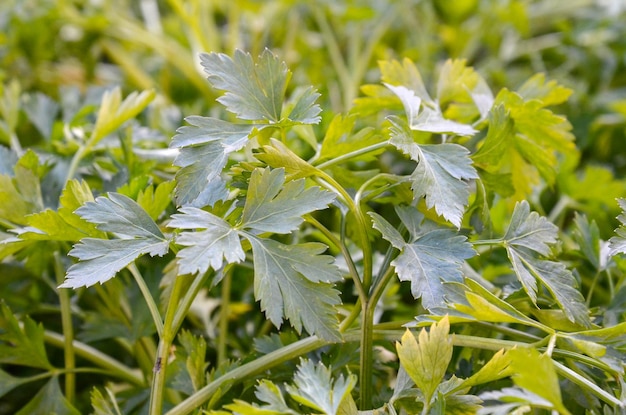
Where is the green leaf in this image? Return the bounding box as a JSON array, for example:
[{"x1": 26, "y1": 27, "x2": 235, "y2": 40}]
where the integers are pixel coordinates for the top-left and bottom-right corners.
[
  {"x1": 90, "y1": 387, "x2": 123, "y2": 415},
  {"x1": 22, "y1": 92, "x2": 59, "y2": 139},
  {"x1": 0, "y1": 145, "x2": 18, "y2": 175},
  {"x1": 516, "y1": 73, "x2": 573, "y2": 106},
  {"x1": 436, "y1": 59, "x2": 493, "y2": 113},
  {"x1": 0, "y1": 150, "x2": 43, "y2": 225},
  {"x1": 506, "y1": 248, "x2": 591, "y2": 328},
  {"x1": 255, "y1": 139, "x2": 320, "y2": 180},
  {"x1": 58, "y1": 180, "x2": 104, "y2": 237},
  {"x1": 169, "y1": 206, "x2": 245, "y2": 275},
  {"x1": 609, "y1": 198, "x2": 626, "y2": 256},
  {"x1": 91, "y1": 88, "x2": 155, "y2": 143},
  {"x1": 254, "y1": 380, "x2": 297, "y2": 414},
  {"x1": 572, "y1": 213, "x2": 602, "y2": 270},
  {"x1": 0, "y1": 368, "x2": 30, "y2": 399},
  {"x1": 371, "y1": 208, "x2": 475, "y2": 309},
  {"x1": 388, "y1": 118, "x2": 478, "y2": 228},
  {"x1": 386, "y1": 84, "x2": 477, "y2": 136},
  {"x1": 16, "y1": 376, "x2": 80, "y2": 415},
  {"x1": 282, "y1": 85, "x2": 322, "y2": 124},
  {"x1": 318, "y1": 114, "x2": 382, "y2": 162},
  {"x1": 285, "y1": 358, "x2": 356, "y2": 415},
  {"x1": 502, "y1": 202, "x2": 591, "y2": 327},
  {"x1": 241, "y1": 168, "x2": 335, "y2": 234},
  {"x1": 175, "y1": 330, "x2": 209, "y2": 393},
  {"x1": 245, "y1": 235, "x2": 342, "y2": 341},
  {"x1": 507, "y1": 348, "x2": 571, "y2": 415},
  {"x1": 201, "y1": 49, "x2": 287, "y2": 122},
  {"x1": 137, "y1": 181, "x2": 175, "y2": 221},
  {"x1": 461, "y1": 349, "x2": 513, "y2": 388},
  {"x1": 396, "y1": 317, "x2": 453, "y2": 406},
  {"x1": 380, "y1": 58, "x2": 433, "y2": 105},
  {"x1": 472, "y1": 105, "x2": 515, "y2": 169},
  {"x1": 0, "y1": 303, "x2": 51, "y2": 369},
  {"x1": 170, "y1": 116, "x2": 253, "y2": 207},
  {"x1": 59, "y1": 193, "x2": 169, "y2": 288},
  {"x1": 503, "y1": 201, "x2": 558, "y2": 257}
]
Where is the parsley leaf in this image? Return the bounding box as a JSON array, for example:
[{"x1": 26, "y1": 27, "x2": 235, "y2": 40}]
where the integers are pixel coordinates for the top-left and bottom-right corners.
[
  {"x1": 388, "y1": 118, "x2": 478, "y2": 228},
  {"x1": 59, "y1": 193, "x2": 170, "y2": 288}
]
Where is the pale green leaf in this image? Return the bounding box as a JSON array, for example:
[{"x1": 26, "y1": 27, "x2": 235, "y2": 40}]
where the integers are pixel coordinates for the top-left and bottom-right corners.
[
  {"x1": 58, "y1": 180, "x2": 104, "y2": 238},
  {"x1": 0, "y1": 150, "x2": 43, "y2": 225},
  {"x1": 318, "y1": 114, "x2": 382, "y2": 162},
  {"x1": 462, "y1": 349, "x2": 513, "y2": 388},
  {"x1": 506, "y1": 248, "x2": 591, "y2": 328},
  {"x1": 22, "y1": 210, "x2": 91, "y2": 241},
  {"x1": 255, "y1": 380, "x2": 297, "y2": 414},
  {"x1": 609, "y1": 198, "x2": 626, "y2": 256},
  {"x1": 245, "y1": 235, "x2": 341, "y2": 341},
  {"x1": 136, "y1": 181, "x2": 175, "y2": 221},
  {"x1": 169, "y1": 206, "x2": 244, "y2": 275},
  {"x1": 0, "y1": 145, "x2": 18, "y2": 175},
  {"x1": 0, "y1": 303, "x2": 51, "y2": 369},
  {"x1": 479, "y1": 388, "x2": 555, "y2": 413},
  {"x1": 380, "y1": 58, "x2": 433, "y2": 105},
  {"x1": 92, "y1": 88, "x2": 155, "y2": 142},
  {"x1": 16, "y1": 377, "x2": 80, "y2": 415},
  {"x1": 396, "y1": 317, "x2": 453, "y2": 405},
  {"x1": 472, "y1": 105, "x2": 515, "y2": 169},
  {"x1": 285, "y1": 358, "x2": 356, "y2": 415},
  {"x1": 241, "y1": 168, "x2": 335, "y2": 234},
  {"x1": 436, "y1": 59, "x2": 489, "y2": 109},
  {"x1": 572, "y1": 213, "x2": 602, "y2": 270},
  {"x1": 503, "y1": 201, "x2": 557, "y2": 256},
  {"x1": 201, "y1": 49, "x2": 287, "y2": 122},
  {"x1": 61, "y1": 238, "x2": 169, "y2": 288},
  {"x1": 90, "y1": 387, "x2": 123, "y2": 415},
  {"x1": 371, "y1": 208, "x2": 474, "y2": 309},
  {"x1": 516, "y1": 73, "x2": 573, "y2": 107},
  {"x1": 507, "y1": 348, "x2": 571, "y2": 415},
  {"x1": 75, "y1": 193, "x2": 164, "y2": 240},
  {"x1": 386, "y1": 85, "x2": 477, "y2": 136},
  {"x1": 388, "y1": 117, "x2": 478, "y2": 228},
  {"x1": 59, "y1": 193, "x2": 169, "y2": 288},
  {"x1": 282, "y1": 85, "x2": 322, "y2": 124},
  {"x1": 255, "y1": 139, "x2": 319, "y2": 180}
]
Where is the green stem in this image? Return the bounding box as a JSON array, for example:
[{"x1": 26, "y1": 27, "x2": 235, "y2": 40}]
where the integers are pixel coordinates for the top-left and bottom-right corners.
[
  {"x1": 54, "y1": 254, "x2": 75, "y2": 404},
  {"x1": 553, "y1": 360, "x2": 624, "y2": 408},
  {"x1": 359, "y1": 300, "x2": 374, "y2": 410},
  {"x1": 217, "y1": 270, "x2": 232, "y2": 367},
  {"x1": 172, "y1": 271, "x2": 213, "y2": 335},
  {"x1": 128, "y1": 263, "x2": 164, "y2": 338},
  {"x1": 304, "y1": 215, "x2": 366, "y2": 303},
  {"x1": 149, "y1": 275, "x2": 188, "y2": 415},
  {"x1": 43, "y1": 329, "x2": 144, "y2": 385},
  {"x1": 165, "y1": 336, "x2": 329, "y2": 415},
  {"x1": 315, "y1": 141, "x2": 389, "y2": 170}
]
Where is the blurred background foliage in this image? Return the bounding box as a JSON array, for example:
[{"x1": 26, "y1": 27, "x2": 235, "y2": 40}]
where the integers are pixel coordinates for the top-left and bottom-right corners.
[{"x1": 2, "y1": 0, "x2": 626, "y2": 412}]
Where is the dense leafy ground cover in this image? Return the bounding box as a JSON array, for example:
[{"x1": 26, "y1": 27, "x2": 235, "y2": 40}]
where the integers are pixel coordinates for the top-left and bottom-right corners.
[{"x1": 1, "y1": 1, "x2": 626, "y2": 414}]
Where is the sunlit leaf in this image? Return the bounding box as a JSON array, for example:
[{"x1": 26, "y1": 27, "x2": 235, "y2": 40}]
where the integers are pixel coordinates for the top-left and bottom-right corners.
[
  {"x1": 396, "y1": 317, "x2": 453, "y2": 405},
  {"x1": 91, "y1": 88, "x2": 155, "y2": 142},
  {"x1": 388, "y1": 118, "x2": 478, "y2": 227},
  {"x1": 286, "y1": 358, "x2": 356, "y2": 415}
]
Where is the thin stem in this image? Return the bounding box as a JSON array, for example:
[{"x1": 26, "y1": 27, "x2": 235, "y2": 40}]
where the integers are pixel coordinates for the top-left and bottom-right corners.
[
  {"x1": 54, "y1": 254, "x2": 75, "y2": 404},
  {"x1": 149, "y1": 275, "x2": 187, "y2": 415},
  {"x1": 172, "y1": 271, "x2": 213, "y2": 335},
  {"x1": 217, "y1": 270, "x2": 232, "y2": 366},
  {"x1": 305, "y1": 215, "x2": 366, "y2": 303},
  {"x1": 128, "y1": 263, "x2": 164, "y2": 338},
  {"x1": 43, "y1": 329, "x2": 144, "y2": 386},
  {"x1": 359, "y1": 301, "x2": 374, "y2": 410},
  {"x1": 315, "y1": 141, "x2": 389, "y2": 170},
  {"x1": 553, "y1": 360, "x2": 624, "y2": 408}
]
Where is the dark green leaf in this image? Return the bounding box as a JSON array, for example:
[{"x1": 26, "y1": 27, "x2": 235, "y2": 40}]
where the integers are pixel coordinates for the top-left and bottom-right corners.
[
  {"x1": 22, "y1": 92, "x2": 59, "y2": 139},
  {"x1": 572, "y1": 213, "x2": 602, "y2": 270},
  {"x1": 0, "y1": 367, "x2": 29, "y2": 400},
  {"x1": 0, "y1": 303, "x2": 51, "y2": 369},
  {"x1": 16, "y1": 376, "x2": 80, "y2": 415}
]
